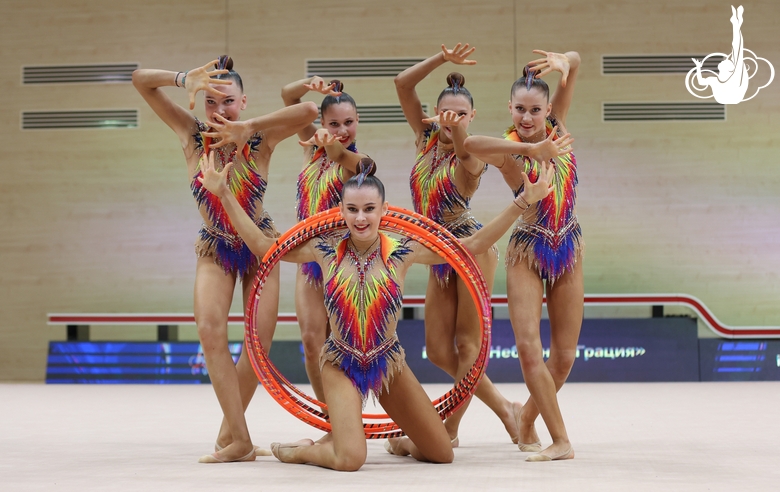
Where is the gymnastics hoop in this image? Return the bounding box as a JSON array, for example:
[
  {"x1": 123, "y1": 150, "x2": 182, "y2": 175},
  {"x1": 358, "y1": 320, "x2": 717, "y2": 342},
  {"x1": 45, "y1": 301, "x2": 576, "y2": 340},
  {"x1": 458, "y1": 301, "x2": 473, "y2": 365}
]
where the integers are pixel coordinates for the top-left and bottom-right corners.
[{"x1": 245, "y1": 205, "x2": 492, "y2": 438}]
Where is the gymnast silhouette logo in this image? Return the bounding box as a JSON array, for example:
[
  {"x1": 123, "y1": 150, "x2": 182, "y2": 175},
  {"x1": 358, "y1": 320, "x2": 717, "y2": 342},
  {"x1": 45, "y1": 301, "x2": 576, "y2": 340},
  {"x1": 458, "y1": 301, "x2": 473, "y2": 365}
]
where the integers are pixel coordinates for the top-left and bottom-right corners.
[{"x1": 685, "y1": 5, "x2": 774, "y2": 104}]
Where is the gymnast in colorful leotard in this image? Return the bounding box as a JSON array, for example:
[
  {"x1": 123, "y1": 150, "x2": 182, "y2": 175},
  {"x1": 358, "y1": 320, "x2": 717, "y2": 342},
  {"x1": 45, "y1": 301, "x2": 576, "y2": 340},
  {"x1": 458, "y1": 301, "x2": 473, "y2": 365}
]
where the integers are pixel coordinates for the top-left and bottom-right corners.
[
  {"x1": 464, "y1": 49, "x2": 581, "y2": 462},
  {"x1": 197, "y1": 155, "x2": 555, "y2": 471},
  {"x1": 394, "y1": 43, "x2": 567, "y2": 446},
  {"x1": 133, "y1": 56, "x2": 318, "y2": 463},
  {"x1": 281, "y1": 76, "x2": 367, "y2": 410}
]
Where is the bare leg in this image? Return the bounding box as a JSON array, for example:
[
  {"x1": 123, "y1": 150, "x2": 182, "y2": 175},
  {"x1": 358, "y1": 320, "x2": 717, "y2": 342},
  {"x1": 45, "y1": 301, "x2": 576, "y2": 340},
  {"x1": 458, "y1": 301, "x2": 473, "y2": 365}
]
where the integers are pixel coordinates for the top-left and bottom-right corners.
[
  {"x1": 271, "y1": 363, "x2": 366, "y2": 471},
  {"x1": 295, "y1": 268, "x2": 329, "y2": 405},
  {"x1": 194, "y1": 257, "x2": 254, "y2": 462},
  {"x1": 507, "y1": 260, "x2": 573, "y2": 461},
  {"x1": 437, "y1": 250, "x2": 522, "y2": 443},
  {"x1": 517, "y1": 262, "x2": 583, "y2": 429},
  {"x1": 423, "y1": 270, "x2": 459, "y2": 381},
  {"x1": 381, "y1": 365, "x2": 453, "y2": 463},
  {"x1": 215, "y1": 263, "x2": 280, "y2": 450}
]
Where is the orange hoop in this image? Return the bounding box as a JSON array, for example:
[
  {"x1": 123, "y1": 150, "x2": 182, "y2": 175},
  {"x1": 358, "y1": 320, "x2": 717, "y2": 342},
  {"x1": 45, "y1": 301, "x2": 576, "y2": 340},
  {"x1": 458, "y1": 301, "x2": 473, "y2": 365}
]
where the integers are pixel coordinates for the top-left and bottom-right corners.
[{"x1": 245, "y1": 206, "x2": 492, "y2": 438}]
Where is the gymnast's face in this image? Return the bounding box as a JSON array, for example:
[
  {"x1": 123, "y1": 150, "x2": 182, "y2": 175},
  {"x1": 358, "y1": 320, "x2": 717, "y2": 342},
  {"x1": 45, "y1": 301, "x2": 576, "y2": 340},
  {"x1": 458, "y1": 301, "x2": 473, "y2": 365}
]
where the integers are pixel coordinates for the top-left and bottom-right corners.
[
  {"x1": 340, "y1": 185, "x2": 387, "y2": 245},
  {"x1": 321, "y1": 103, "x2": 359, "y2": 147},
  {"x1": 205, "y1": 82, "x2": 246, "y2": 124},
  {"x1": 509, "y1": 88, "x2": 551, "y2": 140}
]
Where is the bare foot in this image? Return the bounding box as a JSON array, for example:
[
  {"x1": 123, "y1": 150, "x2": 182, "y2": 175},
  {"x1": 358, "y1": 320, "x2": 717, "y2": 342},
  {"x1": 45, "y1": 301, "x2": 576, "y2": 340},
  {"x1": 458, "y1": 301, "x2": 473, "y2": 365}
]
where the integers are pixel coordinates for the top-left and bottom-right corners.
[
  {"x1": 526, "y1": 442, "x2": 574, "y2": 462},
  {"x1": 270, "y1": 439, "x2": 315, "y2": 464},
  {"x1": 199, "y1": 441, "x2": 256, "y2": 463},
  {"x1": 507, "y1": 401, "x2": 522, "y2": 444},
  {"x1": 384, "y1": 437, "x2": 411, "y2": 456}
]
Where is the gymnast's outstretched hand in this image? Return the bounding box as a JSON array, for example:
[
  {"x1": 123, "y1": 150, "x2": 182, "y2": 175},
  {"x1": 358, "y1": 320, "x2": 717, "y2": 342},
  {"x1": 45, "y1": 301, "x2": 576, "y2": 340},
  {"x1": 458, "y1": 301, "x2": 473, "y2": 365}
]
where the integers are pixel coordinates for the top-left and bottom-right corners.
[
  {"x1": 519, "y1": 160, "x2": 556, "y2": 205},
  {"x1": 183, "y1": 59, "x2": 232, "y2": 110},
  {"x1": 526, "y1": 125, "x2": 574, "y2": 164},
  {"x1": 303, "y1": 76, "x2": 342, "y2": 96},
  {"x1": 441, "y1": 43, "x2": 477, "y2": 65},
  {"x1": 528, "y1": 50, "x2": 571, "y2": 87},
  {"x1": 202, "y1": 114, "x2": 252, "y2": 150},
  {"x1": 422, "y1": 110, "x2": 466, "y2": 128},
  {"x1": 198, "y1": 151, "x2": 233, "y2": 199},
  {"x1": 299, "y1": 128, "x2": 339, "y2": 148}
]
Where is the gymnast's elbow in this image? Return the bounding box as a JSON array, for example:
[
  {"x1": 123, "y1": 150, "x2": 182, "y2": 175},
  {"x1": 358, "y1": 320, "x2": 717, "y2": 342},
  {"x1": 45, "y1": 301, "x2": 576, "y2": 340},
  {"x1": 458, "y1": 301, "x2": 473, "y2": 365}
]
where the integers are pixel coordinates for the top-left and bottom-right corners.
[
  {"x1": 462, "y1": 237, "x2": 489, "y2": 256},
  {"x1": 246, "y1": 236, "x2": 271, "y2": 258}
]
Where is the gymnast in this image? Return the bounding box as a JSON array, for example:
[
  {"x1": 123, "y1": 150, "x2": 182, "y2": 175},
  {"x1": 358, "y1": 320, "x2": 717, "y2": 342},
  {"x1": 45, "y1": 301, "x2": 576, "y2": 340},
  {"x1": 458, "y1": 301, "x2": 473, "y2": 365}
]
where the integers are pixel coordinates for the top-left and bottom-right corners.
[
  {"x1": 132, "y1": 56, "x2": 318, "y2": 463},
  {"x1": 464, "y1": 49, "x2": 581, "y2": 461},
  {"x1": 394, "y1": 43, "x2": 573, "y2": 445},
  {"x1": 280, "y1": 76, "x2": 367, "y2": 412},
  {"x1": 197, "y1": 155, "x2": 555, "y2": 471}
]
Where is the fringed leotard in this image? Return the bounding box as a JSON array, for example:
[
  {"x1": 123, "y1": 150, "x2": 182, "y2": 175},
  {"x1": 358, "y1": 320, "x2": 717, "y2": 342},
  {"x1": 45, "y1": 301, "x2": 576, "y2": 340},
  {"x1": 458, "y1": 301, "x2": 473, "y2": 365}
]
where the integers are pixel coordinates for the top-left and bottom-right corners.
[
  {"x1": 191, "y1": 119, "x2": 280, "y2": 277},
  {"x1": 504, "y1": 118, "x2": 583, "y2": 284},
  {"x1": 296, "y1": 143, "x2": 357, "y2": 286},
  {"x1": 410, "y1": 122, "x2": 489, "y2": 287},
  {"x1": 317, "y1": 233, "x2": 413, "y2": 403}
]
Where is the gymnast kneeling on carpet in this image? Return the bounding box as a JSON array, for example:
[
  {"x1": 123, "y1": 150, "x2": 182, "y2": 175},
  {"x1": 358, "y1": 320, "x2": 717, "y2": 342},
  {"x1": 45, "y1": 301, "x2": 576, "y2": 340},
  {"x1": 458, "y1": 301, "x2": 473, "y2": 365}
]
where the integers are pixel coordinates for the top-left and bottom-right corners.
[{"x1": 198, "y1": 155, "x2": 554, "y2": 471}]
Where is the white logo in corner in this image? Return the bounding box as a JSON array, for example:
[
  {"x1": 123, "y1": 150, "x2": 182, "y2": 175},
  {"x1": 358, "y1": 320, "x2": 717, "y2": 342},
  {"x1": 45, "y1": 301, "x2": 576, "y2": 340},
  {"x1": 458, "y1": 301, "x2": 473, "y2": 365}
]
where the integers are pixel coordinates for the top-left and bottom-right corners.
[{"x1": 685, "y1": 5, "x2": 774, "y2": 104}]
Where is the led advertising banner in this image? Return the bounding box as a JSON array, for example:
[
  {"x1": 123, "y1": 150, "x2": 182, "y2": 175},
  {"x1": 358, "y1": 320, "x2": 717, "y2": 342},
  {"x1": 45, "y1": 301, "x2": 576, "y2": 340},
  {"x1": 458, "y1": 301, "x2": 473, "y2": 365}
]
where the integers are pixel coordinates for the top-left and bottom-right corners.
[
  {"x1": 46, "y1": 317, "x2": 706, "y2": 384},
  {"x1": 46, "y1": 340, "x2": 308, "y2": 384},
  {"x1": 699, "y1": 340, "x2": 780, "y2": 381}
]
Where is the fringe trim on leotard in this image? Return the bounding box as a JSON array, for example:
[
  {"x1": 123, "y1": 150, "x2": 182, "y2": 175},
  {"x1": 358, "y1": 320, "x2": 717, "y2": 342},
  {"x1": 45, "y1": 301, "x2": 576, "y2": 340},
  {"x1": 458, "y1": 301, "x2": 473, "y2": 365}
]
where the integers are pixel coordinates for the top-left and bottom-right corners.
[
  {"x1": 194, "y1": 210, "x2": 279, "y2": 277},
  {"x1": 505, "y1": 217, "x2": 584, "y2": 285},
  {"x1": 319, "y1": 334, "x2": 406, "y2": 404}
]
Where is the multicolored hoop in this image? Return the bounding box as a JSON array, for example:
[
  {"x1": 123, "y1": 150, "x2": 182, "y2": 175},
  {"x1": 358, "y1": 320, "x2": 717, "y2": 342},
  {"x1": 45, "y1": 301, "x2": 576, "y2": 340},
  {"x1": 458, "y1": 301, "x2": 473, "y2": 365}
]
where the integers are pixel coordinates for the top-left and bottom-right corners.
[{"x1": 245, "y1": 205, "x2": 492, "y2": 438}]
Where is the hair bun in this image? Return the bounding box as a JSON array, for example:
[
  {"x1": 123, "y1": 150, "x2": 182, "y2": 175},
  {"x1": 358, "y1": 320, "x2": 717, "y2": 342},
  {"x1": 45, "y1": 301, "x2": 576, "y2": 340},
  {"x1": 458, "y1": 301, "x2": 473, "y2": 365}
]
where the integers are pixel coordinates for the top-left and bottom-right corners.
[
  {"x1": 357, "y1": 157, "x2": 377, "y2": 177},
  {"x1": 446, "y1": 72, "x2": 466, "y2": 89},
  {"x1": 215, "y1": 55, "x2": 234, "y2": 71},
  {"x1": 328, "y1": 79, "x2": 344, "y2": 93},
  {"x1": 522, "y1": 65, "x2": 532, "y2": 77}
]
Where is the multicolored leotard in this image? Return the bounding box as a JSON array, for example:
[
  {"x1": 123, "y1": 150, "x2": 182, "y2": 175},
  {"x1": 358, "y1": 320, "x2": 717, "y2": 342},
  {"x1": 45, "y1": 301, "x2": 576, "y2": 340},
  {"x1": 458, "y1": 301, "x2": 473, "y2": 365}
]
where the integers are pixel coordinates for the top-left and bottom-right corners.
[
  {"x1": 410, "y1": 123, "x2": 488, "y2": 286},
  {"x1": 504, "y1": 118, "x2": 583, "y2": 284},
  {"x1": 190, "y1": 119, "x2": 279, "y2": 277},
  {"x1": 317, "y1": 233, "x2": 413, "y2": 402},
  {"x1": 296, "y1": 143, "x2": 357, "y2": 286}
]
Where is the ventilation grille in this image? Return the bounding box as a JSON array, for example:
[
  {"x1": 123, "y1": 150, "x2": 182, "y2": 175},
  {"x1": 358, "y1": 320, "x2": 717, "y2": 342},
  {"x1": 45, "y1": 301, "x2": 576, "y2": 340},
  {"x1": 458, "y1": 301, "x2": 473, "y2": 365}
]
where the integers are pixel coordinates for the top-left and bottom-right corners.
[
  {"x1": 603, "y1": 55, "x2": 721, "y2": 74},
  {"x1": 306, "y1": 58, "x2": 424, "y2": 78},
  {"x1": 315, "y1": 104, "x2": 427, "y2": 125},
  {"x1": 22, "y1": 110, "x2": 138, "y2": 129},
  {"x1": 23, "y1": 63, "x2": 138, "y2": 84},
  {"x1": 603, "y1": 103, "x2": 725, "y2": 121}
]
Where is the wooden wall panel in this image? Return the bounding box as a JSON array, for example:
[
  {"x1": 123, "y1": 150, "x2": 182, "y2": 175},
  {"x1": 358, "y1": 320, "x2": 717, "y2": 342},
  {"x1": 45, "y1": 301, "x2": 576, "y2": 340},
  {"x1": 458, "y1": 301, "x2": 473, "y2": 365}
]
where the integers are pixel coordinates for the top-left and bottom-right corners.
[{"x1": 0, "y1": 0, "x2": 778, "y2": 380}]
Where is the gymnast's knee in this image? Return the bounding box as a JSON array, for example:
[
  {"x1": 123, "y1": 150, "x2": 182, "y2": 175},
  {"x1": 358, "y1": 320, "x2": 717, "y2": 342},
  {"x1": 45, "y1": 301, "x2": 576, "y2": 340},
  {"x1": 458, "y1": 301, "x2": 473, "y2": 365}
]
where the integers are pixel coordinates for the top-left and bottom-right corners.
[
  {"x1": 196, "y1": 321, "x2": 227, "y2": 353},
  {"x1": 547, "y1": 351, "x2": 577, "y2": 382},
  {"x1": 424, "y1": 342, "x2": 456, "y2": 369},
  {"x1": 300, "y1": 330, "x2": 326, "y2": 361}
]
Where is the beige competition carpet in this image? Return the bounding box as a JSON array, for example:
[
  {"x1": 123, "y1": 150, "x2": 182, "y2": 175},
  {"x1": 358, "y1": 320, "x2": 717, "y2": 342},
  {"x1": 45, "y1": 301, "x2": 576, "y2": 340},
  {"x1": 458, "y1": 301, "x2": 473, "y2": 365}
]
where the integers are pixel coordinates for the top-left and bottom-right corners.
[{"x1": 1, "y1": 382, "x2": 778, "y2": 491}]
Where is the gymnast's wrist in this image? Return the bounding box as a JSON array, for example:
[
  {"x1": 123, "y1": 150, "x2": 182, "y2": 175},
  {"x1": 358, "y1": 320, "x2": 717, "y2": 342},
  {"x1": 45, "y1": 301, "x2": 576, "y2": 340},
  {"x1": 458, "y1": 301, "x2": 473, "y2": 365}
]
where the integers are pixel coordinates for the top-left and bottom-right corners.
[{"x1": 513, "y1": 193, "x2": 531, "y2": 211}]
